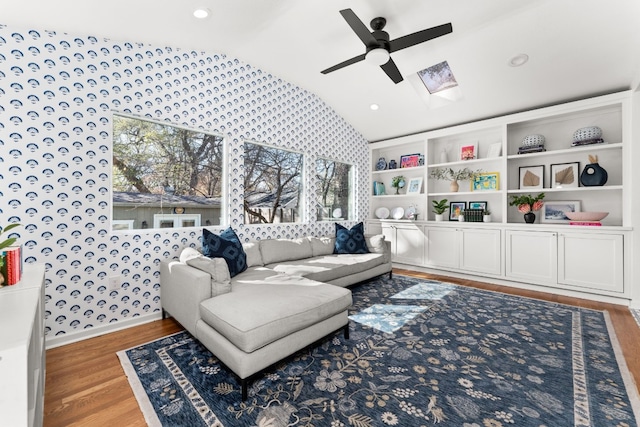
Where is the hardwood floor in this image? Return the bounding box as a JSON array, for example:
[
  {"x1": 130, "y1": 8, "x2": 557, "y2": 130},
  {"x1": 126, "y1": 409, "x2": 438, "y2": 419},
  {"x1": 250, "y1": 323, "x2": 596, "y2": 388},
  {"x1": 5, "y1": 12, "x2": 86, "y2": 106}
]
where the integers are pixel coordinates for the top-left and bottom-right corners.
[{"x1": 43, "y1": 269, "x2": 640, "y2": 426}]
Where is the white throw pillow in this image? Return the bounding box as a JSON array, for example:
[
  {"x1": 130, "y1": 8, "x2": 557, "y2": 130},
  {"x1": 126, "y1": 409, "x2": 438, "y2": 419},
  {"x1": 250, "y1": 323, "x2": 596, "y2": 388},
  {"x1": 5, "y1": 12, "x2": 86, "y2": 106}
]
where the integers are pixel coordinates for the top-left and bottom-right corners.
[
  {"x1": 184, "y1": 255, "x2": 232, "y2": 297},
  {"x1": 242, "y1": 241, "x2": 263, "y2": 267},
  {"x1": 366, "y1": 234, "x2": 386, "y2": 253},
  {"x1": 308, "y1": 236, "x2": 336, "y2": 257},
  {"x1": 179, "y1": 247, "x2": 203, "y2": 264}
]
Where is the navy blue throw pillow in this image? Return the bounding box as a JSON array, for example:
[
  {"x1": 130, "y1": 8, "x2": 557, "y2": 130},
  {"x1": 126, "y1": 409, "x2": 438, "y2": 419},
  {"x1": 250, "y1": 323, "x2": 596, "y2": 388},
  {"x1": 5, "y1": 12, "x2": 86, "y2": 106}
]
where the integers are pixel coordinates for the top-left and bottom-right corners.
[
  {"x1": 334, "y1": 222, "x2": 370, "y2": 254},
  {"x1": 202, "y1": 227, "x2": 247, "y2": 277}
]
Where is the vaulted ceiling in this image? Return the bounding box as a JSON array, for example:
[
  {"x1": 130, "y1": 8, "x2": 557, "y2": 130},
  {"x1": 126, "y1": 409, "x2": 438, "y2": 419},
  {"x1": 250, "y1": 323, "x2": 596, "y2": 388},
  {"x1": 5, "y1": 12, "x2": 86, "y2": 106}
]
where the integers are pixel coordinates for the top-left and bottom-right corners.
[{"x1": 4, "y1": 0, "x2": 639, "y2": 141}]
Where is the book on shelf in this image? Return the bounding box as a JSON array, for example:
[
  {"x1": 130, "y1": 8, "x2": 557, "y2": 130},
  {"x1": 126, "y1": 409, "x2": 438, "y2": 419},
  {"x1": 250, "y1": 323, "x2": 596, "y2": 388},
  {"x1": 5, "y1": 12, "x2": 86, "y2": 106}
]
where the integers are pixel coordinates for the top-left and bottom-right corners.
[
  {"x1": 517, "y1": 144, "x2": 546, "y2": 154},
  {"x1": 569, "y1": 221, "x2": 602, "y2": 226},
  {"x1": 0, "y1": 246, "x2": 22, "y2": 286},
  {"x1": 373, "y1": 181, "x2": 386, "y2": 196}
]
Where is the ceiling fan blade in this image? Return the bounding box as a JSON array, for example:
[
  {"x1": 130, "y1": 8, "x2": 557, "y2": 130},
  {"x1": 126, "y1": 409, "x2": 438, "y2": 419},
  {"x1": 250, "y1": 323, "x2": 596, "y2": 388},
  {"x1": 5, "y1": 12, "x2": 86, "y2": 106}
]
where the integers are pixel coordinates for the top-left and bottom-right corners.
[
  {"x1": 389, "y1": 23, "x2": 453, "y2": 53},
  {"x1": 380, "y1": 58, "x2": 403, "y2": 84},
  {"x1": 340, "y1": 8, "x2": 378, "y2": 47},
  {"x1": 321, "y1": 53, "x2": 366, "y2": 74}
]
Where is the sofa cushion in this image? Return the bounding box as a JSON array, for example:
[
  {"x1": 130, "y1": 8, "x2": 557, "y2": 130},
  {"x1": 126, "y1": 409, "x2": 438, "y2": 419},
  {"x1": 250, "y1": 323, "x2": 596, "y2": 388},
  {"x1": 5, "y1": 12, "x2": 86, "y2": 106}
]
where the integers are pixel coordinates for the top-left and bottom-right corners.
[
  {"x1": 334, "y1": 222, "x2": 369, "y2": 254},
  {"x1": 202, "y1": 227, "x2": 247, "y2": 277},
  {"x1": 366, "y1": 234, "x2": 386, "y2": 254},
  {"x1": 242, "y1": 241, "x2": 263, "y2": 267},
  {"x1": 185, "y1": 256, "x2": 232, "y2": 297},
  {"x1": 260, "y1": 237, "x2": 313, "y2": 265},
  {"x1": 266, "y1": 253, "x2": 385, "y2": 283},
  {"x1": 200, "y1": 275, "x2": 352, "y2": 353},
  {"x1": 308, "y1": 236, "x2": 336, "y2": 257}
]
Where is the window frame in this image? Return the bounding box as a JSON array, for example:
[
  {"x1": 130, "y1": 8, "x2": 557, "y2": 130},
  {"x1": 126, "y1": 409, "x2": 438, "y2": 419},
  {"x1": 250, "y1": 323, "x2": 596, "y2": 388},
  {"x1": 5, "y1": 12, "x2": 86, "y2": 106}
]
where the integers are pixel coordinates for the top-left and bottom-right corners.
[{"x1": 314, "y1": 156, "x2": 355, "y2": 222}]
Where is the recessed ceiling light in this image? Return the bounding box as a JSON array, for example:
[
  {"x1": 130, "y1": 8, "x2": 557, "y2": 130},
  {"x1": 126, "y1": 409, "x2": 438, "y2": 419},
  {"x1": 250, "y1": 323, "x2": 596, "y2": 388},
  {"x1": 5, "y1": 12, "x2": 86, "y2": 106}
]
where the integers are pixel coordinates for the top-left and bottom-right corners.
[
  {"x1": 193, "y1": 8, "x2": 211, "y2": 19},
  {"x1": 370, "y1": 104, "x2": 380, "y2": 111},
  {"x1": 508, "y1": 53, "x2": 529, "y2": 67}
]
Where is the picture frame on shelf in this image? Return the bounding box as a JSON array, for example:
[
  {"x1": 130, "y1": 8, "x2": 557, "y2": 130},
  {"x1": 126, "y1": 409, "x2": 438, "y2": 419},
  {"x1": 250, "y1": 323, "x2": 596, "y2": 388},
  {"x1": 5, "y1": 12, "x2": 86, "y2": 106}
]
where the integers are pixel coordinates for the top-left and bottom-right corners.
[
  {"x1": 471, "y1": 172, "x2": 500, "y2": 191},
  {"x1": 406, "y1": 177, "x2": 423, "y2": 194},
  {"x1": 519, "y1": 165, "x2": 544, "y2": 189},
  {"x1": 469, "y1": 201, "x2": 487, "y2": 211},
  {"x1": 400, "y1": 153, "x2": 421, "y2": 168},
  {"x1": 487, "y1": 142, "x2": 502, "y2": 158},
  {"x1": 541, "y1": 200, "x2": 581, "y2": 223},
  {"x1": 450, "y1": 201, "x2": 466, "y2": 221},
  {"x1": 460, "y1": 142, "x2": 478, "y2": 160},
  {"x1": 550, "y1": 162, "x2": 580, "y2": 188}
]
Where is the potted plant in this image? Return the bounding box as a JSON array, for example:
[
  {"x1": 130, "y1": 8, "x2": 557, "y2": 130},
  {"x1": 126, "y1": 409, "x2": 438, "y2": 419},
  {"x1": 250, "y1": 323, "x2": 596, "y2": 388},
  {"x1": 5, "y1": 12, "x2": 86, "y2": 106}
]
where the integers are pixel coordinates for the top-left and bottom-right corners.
[
  {"x1": 431, "y1": 199, "x2": 448, "y2": 221},
  {"x1": 483, "y1": 208, "x2": 491, "y2": 223},
  {"x1": 391, "y1": 175, "x2": 406, "y2": 194},
  {"x1": 429, "y1": 167, "x2": 481, "y2": 192},
  {"x1": 509, "y1": 193, "x2": 545, "y2": 223}
]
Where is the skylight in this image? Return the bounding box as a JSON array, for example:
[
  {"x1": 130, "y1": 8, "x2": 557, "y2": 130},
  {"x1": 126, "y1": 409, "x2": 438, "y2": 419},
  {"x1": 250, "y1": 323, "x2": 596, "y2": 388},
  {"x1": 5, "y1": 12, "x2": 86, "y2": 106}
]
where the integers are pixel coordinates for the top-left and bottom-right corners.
[{"x1": 417, "y1": 61, "x2": 458, "y2": 94}]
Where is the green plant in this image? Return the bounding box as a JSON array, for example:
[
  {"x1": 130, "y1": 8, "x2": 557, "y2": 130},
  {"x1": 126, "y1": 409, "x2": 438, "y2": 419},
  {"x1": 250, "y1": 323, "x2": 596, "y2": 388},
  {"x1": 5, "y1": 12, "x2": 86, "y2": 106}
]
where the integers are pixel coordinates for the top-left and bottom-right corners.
[
  {"x1": 429, "y1": 167, "x2": 481, "y2": 182},
  {"x1": 483, "y1": 208, "x2": 491, "y2": 215},
  {"x1": 432, "y1": 199, "x2": 449, "y2": 215},
  {"x1": 509, "y1": 193, "x2": 545, "y2": 213},
  {"x1": 0, "y1": 223, "x2": 20, "y2": 268},
  {"x1": 391, "y1": 176, "x2": 406, "y2": 188}
]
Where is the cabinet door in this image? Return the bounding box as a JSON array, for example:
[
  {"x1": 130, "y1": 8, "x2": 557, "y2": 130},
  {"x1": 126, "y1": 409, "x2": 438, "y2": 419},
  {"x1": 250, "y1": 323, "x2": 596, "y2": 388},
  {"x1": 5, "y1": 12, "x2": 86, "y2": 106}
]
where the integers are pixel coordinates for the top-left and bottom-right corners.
[
  {"x1": 425, "y1": 227, "x2": 459, "y2": 269},
  {"x1": 382, "y1": 223, "x2": 425, "y2": 265},
  {"x1": 505, "y1": 230, "x2": 557, "y2": 285},
  {"x1": 459, "y1": 228, "x2": 501, "y2": 275},
  {"x1": 558, "y1": 233, "x2": 624, "y2": 293}
]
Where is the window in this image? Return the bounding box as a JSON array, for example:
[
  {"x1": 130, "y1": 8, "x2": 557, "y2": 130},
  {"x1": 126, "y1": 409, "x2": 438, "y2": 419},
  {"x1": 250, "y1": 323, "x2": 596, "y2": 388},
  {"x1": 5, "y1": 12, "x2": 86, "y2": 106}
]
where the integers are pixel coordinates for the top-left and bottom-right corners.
[
  {"x1": 111, "y1": 114, "x2": 224, "y2": 230},
  {"x1": 315, "y1": 158, "x2": 353, "y2": 221},
  {"x1": 244, "y1": 141, "x2": 303, "y2": 224},
  {"x1": 417, "y1": 60, "x2": 458, "y2": 94}
]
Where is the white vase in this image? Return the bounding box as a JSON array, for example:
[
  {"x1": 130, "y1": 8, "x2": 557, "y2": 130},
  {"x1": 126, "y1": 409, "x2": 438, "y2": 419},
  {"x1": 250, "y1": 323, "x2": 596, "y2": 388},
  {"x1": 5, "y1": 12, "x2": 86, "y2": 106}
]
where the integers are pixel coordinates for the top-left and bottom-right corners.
[
  {"x1": 483, "y1": 214, "x2": 491, "y2": 223},
  {"x1": 440, "y1": 149, "x2": 448, "y2": 164},
  {"x1": 435, "y1": 214, "x2": 444, "y2": 222},
  {"x1": 458, "y1": 214, "x2": 465, "y2": 222}
]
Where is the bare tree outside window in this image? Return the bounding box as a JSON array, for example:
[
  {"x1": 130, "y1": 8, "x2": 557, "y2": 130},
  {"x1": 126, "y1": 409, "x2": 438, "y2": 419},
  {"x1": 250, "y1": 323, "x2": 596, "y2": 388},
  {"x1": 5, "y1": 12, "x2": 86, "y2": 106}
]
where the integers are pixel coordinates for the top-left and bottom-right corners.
[
  {"x1": 112, "y1": 114, "x2": 224, "y2": 230},
  {"x1": 316, "y1": 158, "x2": 353, "y2": 221},
  {"x1": 244, "y1": 141, "x2": 303, "y2": 224}
]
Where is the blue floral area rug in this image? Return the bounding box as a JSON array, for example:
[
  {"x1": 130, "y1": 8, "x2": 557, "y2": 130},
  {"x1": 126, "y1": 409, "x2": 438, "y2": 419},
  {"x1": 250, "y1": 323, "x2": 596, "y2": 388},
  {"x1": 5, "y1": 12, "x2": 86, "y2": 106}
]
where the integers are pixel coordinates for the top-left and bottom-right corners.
[{"x1": 118, "y1": 275, "x2": 640, "y2": 426}]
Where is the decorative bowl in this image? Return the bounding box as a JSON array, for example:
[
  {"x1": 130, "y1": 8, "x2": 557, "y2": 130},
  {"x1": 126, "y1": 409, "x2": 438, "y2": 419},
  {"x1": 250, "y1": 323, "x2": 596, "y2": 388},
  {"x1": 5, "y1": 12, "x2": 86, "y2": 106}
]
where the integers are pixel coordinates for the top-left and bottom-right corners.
[
  {"x1": 375, "y1": 207, "x2": 390, "y2": 219},
  {"x1": 572, "y1": 126, "x2": 602, "y2": 143},
  {"x1": 564, "y1": 211, "x2": 609, "y2": 221},
  {"x1": 522, "y1": 134, "x2": 545, "y2": 147}
]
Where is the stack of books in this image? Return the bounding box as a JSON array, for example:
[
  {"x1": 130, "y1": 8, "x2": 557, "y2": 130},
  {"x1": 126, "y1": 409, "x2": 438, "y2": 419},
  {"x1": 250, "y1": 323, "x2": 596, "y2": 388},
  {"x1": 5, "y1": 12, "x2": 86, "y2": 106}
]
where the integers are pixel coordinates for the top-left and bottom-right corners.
[
  {"x1": 373, "y1": 181, "x2": 386, "y2": 196},
  {"x1": 517, "y1": 144, "x2": 546, "y2": 154},
  {"x1": 571, "y1": 138, "x2": 605, "y2": 147},
  {"x1": 1, "y1": 246, "x2": 22, "y2": 286},
  {"x1": 569, "y1": 221, "x2": 602, "y2": 226}
]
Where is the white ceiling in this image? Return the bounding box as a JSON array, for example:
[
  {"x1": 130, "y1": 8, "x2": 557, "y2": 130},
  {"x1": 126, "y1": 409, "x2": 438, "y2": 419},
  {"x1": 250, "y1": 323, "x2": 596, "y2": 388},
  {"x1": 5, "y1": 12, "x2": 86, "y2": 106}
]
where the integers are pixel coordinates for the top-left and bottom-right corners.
[{"x1": 3, "y1": 0, "x2": 640, "y2": 142}]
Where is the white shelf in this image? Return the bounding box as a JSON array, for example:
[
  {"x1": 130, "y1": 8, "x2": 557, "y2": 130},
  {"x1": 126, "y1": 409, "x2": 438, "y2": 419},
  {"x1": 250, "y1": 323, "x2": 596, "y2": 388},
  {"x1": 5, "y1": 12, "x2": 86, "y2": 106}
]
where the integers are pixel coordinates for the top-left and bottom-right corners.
[{"x1": 506, "y1": 142, "x2": 622, "y2": 160}]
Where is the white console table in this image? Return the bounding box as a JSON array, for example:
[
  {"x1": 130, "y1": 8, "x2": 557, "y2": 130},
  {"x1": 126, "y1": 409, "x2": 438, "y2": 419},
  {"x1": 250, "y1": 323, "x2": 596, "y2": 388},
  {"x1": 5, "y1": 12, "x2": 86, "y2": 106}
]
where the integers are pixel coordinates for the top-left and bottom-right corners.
[{"x1": 0, "y1": 264, "x2": 46, "y2": 427}]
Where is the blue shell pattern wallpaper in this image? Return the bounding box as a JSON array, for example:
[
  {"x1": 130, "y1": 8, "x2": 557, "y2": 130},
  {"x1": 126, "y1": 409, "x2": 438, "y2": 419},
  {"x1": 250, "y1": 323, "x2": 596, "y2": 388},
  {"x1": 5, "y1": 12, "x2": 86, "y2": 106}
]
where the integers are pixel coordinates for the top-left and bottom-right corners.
[{"x1": 0, "y1": 23, "x2": 370, "y2": 343}]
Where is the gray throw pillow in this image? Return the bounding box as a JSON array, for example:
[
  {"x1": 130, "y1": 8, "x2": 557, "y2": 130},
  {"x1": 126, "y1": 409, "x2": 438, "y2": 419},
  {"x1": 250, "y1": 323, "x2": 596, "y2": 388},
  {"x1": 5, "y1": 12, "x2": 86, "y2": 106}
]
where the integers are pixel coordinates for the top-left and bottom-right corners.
[{"x1": 186, "y1": 256, "x2": 232, "y2": 297}]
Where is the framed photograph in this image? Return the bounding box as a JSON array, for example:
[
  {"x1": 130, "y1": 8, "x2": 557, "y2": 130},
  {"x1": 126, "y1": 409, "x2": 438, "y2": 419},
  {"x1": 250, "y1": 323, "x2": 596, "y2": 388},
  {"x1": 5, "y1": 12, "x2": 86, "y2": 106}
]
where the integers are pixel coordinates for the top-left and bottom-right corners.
[
  {"x1": 471, "y1": 172, "x2": 500, "y2": 191},
  {"x1": 400, "y1": 153, "x2": 421, "y2": 168},
  {"x1": 550, "y1": 162, "x2": 580, "y2": 188},
  {"x1": 406, "y1": 177, "x2": 423, "y2": 194},
  {"x1": 541, "y1": 200, "x2": 581, "y2": 223},
  {"x1": 450, "y1": 201, "x2": 466, "y2": 221},
  {"x1": 519, "y1": 165, "x2": 544, "y2": 189},
  {"x1": 487, "y1": 142, "x2": 502, "y2": 158},
  {"x1": 469, "y1": 201, "x2": 487, "y2": 211},
  {"x1": 460, "y1": 142, "x2": 478, "y2": 161}
]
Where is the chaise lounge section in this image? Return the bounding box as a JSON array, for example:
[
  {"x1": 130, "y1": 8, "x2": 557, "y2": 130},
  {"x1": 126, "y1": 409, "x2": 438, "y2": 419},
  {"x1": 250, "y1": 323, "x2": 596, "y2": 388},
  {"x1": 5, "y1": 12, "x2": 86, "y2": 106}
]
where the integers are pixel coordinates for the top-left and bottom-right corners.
[{"x1": 161, "y1": 231, "x2": 391, "y2": 399}]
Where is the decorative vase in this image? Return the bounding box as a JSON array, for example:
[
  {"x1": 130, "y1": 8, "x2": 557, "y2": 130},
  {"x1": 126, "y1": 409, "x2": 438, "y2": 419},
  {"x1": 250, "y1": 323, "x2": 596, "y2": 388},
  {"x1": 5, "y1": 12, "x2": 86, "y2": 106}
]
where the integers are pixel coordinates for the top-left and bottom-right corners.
[
  {"x1": 580, "y1": 162, "x2": 608, "y2": 186},
  {"x1": 524, "y1": 212, "x2": 536, "y2": 223},
  {"x1": 483, "y1": 214, "x2": 491, "y2": 223},
  {"x1": 439, "y1": 149, "x2": 448, "y2": 164},
  {"x1": 435, "y1": 214, "x2": 444, "y2": 222},
  {"x1": 449, "y1": 180, "x2": 459, "y2": 192},
  {"x1": 458, "y1": 214, "x2": 465, "y2": 222},
  {"x1": 388, "y1": 159, "x2": 397, "y2": 169}
]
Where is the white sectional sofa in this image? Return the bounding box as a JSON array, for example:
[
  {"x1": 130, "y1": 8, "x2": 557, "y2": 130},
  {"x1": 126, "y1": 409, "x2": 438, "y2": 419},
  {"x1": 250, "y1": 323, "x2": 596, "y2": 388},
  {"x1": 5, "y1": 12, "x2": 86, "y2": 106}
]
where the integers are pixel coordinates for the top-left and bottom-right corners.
[{"x1": 160, "y1": 233, "x2": 392, "y2": 399}]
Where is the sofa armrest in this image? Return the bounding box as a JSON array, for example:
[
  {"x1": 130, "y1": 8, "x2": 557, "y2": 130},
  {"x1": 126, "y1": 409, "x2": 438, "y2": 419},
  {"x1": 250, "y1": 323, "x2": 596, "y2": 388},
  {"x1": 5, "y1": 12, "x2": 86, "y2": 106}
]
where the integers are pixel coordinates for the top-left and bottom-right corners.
[{"x1": 160, "y1": 260, "x2": 212, "y2": 336}]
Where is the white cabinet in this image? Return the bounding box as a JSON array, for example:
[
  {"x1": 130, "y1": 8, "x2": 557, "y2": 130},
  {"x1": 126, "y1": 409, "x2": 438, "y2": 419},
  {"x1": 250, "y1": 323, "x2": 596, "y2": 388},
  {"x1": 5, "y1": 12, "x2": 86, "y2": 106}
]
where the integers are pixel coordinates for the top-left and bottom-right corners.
[
  {"x1": 0, "y1": 265, "x2": 46, "y2": 427},
  {"x1": 558, "y1": 232, "x2": 624, "y2": 293},
  {"x1": 425, "y1": 226, "x2": 501, "y2": 275},
  {"x1": 382, "y1": 222, "x2": 425, "y2": 265},
  {"x1": 505, "y1": 230, "x2": 558, "y2": 285}
]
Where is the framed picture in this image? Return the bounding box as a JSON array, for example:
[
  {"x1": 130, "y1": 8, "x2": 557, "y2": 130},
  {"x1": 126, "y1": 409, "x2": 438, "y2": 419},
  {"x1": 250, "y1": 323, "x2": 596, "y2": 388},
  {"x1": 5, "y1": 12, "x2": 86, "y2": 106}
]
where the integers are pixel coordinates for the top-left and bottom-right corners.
[
  {"x1": 471, "y1": 172, "x2": 500, "y2": 191},
  {"x1": 519, "y1": 165, "x2": 544, "y2": 189},
  {"x1": 450, "y1": 201, "x2": 466, "y2": 221},
  {"x1": 541, "y1": 200, "x2": 581, "y2": 223},
  {"x1": 460, "y1": 142, "x2": 478, "y2": 161},
  {"x1": 469, "y1": 201, "x2": 487, "y2": 211},
  {"x1": 406, "y1": 177, "x2": 423, "y2": 194},
  {"x1": 487, "y1": 142, "x2": 502, "y2": 158},
  {"x1": 400, "y1": 153, "x2": 421, "y2": 168},
  {"x1": 550, "y1": 162, "x2": 580, "y2": 188}
]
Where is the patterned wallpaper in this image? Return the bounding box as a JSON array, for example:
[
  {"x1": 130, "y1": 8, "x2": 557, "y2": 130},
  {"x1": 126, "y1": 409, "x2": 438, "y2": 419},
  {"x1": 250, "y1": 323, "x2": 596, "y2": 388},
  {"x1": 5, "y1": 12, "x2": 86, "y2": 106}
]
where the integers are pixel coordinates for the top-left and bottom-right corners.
[{"x1": 0, "y1": 23, "x2": 370, "y2": 345}]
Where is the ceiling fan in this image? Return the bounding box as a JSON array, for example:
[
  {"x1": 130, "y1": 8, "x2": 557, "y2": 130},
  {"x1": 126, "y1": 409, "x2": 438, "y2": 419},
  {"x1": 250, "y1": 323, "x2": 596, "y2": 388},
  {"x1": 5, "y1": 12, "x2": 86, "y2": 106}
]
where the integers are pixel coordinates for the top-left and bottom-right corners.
[{"x1": 321, "y1": 9, "x2": 453, "y2": 84}]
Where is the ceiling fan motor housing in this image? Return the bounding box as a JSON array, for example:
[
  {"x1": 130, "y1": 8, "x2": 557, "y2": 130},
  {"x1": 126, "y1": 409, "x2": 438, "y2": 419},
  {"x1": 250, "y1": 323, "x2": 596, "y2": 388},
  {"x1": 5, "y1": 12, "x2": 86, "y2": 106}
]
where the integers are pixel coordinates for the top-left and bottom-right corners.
[{"x1": 367, "y1": 30, "x2": 390, "y2": 53}]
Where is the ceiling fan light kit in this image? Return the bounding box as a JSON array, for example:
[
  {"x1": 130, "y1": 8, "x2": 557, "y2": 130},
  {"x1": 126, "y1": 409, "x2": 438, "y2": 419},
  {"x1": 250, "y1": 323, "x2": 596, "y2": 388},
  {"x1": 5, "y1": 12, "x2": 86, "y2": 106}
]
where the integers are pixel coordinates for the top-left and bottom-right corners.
[{"x1": 321, "y1": 8, "x2": 453, "y2": 84}]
